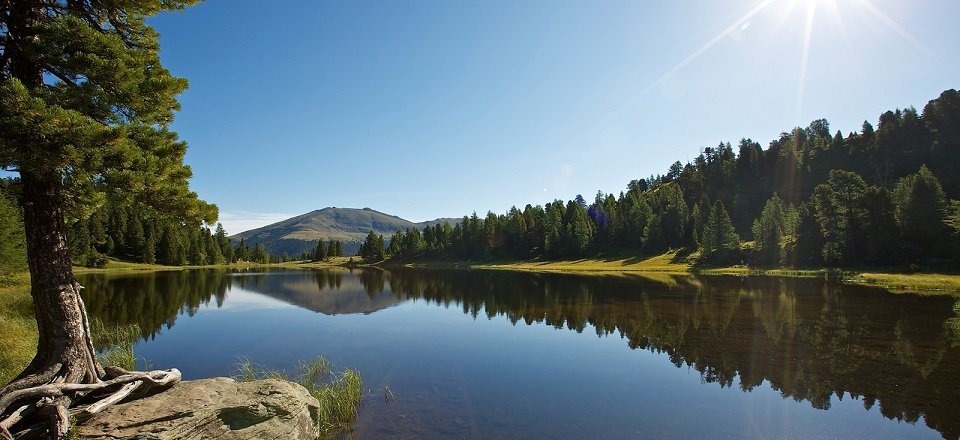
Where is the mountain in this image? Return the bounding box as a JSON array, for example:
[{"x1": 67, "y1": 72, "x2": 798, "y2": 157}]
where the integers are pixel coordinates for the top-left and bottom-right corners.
[{"x1": 230, "y1": 207, "x2": 457, "y2": 256}]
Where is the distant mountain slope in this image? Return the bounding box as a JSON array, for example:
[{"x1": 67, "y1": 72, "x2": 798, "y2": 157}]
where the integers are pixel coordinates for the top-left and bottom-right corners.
[{"x1": 230, "y1": 207, "x2": 457, "y2": 256}]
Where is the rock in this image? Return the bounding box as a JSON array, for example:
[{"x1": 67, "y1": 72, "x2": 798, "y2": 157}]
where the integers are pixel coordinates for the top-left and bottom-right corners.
[{"x1": 76, "y1": 377, "x2": 321, "y2": 440}]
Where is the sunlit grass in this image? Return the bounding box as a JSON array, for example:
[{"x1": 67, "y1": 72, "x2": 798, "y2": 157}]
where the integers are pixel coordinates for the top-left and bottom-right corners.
[
  {"x1": 73, "y1": 258, "x2": 179, "y2": 275},
  {"x1": 0, "y1": 274, "x2": 36, "y2": 386},
  {"x1": 847, "y1": 272, "x2": 960, "y2": 296},
  {"x1": 466, "y1": 250, "x2": 960, "y2": 296},
  {"x1": 474, "y1": 250, "x2": 692, "y2": 274},
  {"x1": 234, "y1": 357, "x2": 364, "y2": 438},
  {"x1": 72, "y1": 257, "x2": 304, "y2": 275}
]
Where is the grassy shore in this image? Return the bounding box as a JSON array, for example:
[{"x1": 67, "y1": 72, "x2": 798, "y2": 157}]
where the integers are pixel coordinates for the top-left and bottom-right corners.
[
  {"x1": 71, "y1": 257, "x2": 321, "y2": 275},
  {"x1": 472, "y1": 250, "x2": 692, "y2": 274},
  {"x1": 397, "y1": 251, "x2": 960, "y2": 296},
  {"x1": 72, "y1": 254, "x2": 960, "y2": 296},
  {"x1": 0, "y1": 273, "x2": 34, "y2": 386}
]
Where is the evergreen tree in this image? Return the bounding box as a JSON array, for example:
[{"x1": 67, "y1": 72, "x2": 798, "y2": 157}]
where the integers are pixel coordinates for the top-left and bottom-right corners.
[
  {"x1": 859, "y1": 186, "x2": 899, "y2": 265},
  {"x1": 690, "y1": 203, "x2": 705, "y2": 248},
  {"x1": 701, "y1": 201, "x2": 740, "y2": 263},
  {"x1": 752, "y1": 194, "x2": 786, "y2": 266},
  {"x1": 947, "y1": 201, "x2": 960, "y2": 265},
  {"x1": 563, "y1": 200, "x2": 595, "y2": 257},
  {"x1": 204, "y1": 229, "x2": 223, "y2": 264},
  {"x1": 376, "y1": 234, "x2": 386, "y2": 261},
  {"x1": 67, "y1": 219, "x2": 92, "y2": 267},
  {"x1": 187, "y1": 229, "x2": 205, "y2": 266},
  {"x1": 357, "y1": 232, "x2": 386, "y2": 262},
  {"x1": 89, "y1": 212, "x2": 109, "y2": 255},
  {"x1": 389, "y1": 230, "x2": 403, "y2": 256},
  {"x1": 0, "y1": 1, "x2": 215, "y2": 429},
  {"x1": 214, "y1": 224, "x2": 234, "y2": 262},
  {"x1": 158, "y1": 225, "x2": 179, "y2": 266},
  {"x1": 235, "y1": 238, "x2": 251, "y2": 262},
  {"x1": 314, "y1": 239, "x2": 328, "y2": 261},
  {"x1": 125, "y1": 214, "x2": 145, "y2": 259},
  {"x1": 142, "y1": 225, "x2": 157, "y2": 264},
  {"x1": 893, "y1": 165, "x2": 950, "y2": 260},
  {"x1": 812, "y1": 170, "x2": 869, "y2": 266},
  {"x1": 252, "y1": 243, "x2": 269, "y2": 264}
]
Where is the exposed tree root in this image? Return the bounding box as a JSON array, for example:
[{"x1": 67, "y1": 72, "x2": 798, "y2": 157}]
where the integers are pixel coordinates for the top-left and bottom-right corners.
[{"x1": 0, "y1": 368, "x2": 181, "y2": 439}]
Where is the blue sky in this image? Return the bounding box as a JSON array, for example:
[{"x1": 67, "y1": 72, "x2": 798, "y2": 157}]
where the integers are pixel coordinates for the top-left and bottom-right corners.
[{"x1": 149, "y1": 0, "x2": 960, "y2": 235}]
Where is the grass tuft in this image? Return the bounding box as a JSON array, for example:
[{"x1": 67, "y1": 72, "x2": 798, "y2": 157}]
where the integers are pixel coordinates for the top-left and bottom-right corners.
[
  {"x1": 89, "y1": 318, "x2": 142, "y2": 371},
  {"x1": 234, "y1": 356, "x2": 363, "y2": 438},
  {"x1": 948, "y1": 300, "x2": 960, "y2": 348}
]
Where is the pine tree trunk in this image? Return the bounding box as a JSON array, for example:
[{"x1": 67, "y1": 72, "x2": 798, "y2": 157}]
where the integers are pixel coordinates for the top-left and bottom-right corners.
[{"x1": 11, "y1": 170, "x2": 105, "y2": 389}]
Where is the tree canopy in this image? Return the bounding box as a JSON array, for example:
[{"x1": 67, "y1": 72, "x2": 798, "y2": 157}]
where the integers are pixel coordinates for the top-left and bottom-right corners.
[{"x1": 0, "y1": 1, "x2": 213, "y2": 437}]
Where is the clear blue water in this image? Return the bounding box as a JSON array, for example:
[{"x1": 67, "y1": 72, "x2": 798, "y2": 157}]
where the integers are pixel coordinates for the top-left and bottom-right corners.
[{"x1": 79, "y1": 268, "x2": 960, "y2": 439}]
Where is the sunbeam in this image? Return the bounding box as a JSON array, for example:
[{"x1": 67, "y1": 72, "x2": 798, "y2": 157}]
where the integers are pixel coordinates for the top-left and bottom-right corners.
[
  {"x1": 569, "y1": 0, "x2": 777, "y2": 148},
  {"x1": 796, "y1": 1, "x2": 817, "y2": 123},
  {"x1": 854, "y1": 0, "x2": 939, "y2": 60}
]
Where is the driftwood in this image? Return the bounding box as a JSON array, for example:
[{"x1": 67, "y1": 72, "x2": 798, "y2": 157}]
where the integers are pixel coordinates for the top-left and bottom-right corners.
[{"x1": 0, "y1": 368, "x2": 181, "y2": 439}]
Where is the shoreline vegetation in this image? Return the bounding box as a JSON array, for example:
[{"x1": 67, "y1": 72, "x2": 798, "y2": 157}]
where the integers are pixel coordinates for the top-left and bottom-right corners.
[{"x1": 65, "y1": 253, "x2": 960, "y2": 295}]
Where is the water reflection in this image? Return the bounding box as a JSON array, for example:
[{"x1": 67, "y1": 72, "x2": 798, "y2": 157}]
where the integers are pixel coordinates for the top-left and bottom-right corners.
[{"x1": 79, "y1": 269, "x2": 960, "y2": 439}]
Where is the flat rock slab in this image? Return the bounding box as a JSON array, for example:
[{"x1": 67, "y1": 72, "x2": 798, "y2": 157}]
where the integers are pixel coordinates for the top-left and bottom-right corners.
[{"x1": 77, "y1": 377, "x2": 321, "y2": 440}]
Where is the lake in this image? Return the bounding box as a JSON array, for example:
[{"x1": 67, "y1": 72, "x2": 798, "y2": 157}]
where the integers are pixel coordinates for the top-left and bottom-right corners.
[{"x1": 78, "y1": 268, "x2": 960, "y2": 439}]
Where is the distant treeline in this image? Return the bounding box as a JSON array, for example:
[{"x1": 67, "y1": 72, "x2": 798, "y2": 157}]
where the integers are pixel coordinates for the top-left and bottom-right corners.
[
  {"x1": 59, "y1": 201, "x2": 350, "y2": 266},
  {"x1": 360, "y1": 89, "x2": 960, "y2": 268},
  {"x1": 62, "y1": 202, "x2": 236, "y2": 267},
  {"x1": 0, "y1": 186, "x2": 347, "y2": 268}
]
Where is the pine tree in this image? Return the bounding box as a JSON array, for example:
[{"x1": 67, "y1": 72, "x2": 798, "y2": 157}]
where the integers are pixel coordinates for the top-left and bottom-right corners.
[
  {"x1": 187, "y1": 229, "x2": 205, "y2": 266},
  {"x1": 314, "y1": 239, "x2": 327, "y2": 261},
  {"x1": 125, "y1": 214, "x2": 145, "y2": 259},
  {"x1": 690, "y1": 203, "x2": 704, "y2": 247},
  {"x1": 389, "y1": 230, "x2": 403, "y2": 256},
  {"x1": 142, "y1": 225, "x2": 157, "y2": 264},
  {"x1": 204, "y1": 229, "x2": 223, "y2": 264},
  {"x1": 236, "y1": 238, "x2": 251, "y2": 262},
  {"x1": 376, "y1": 234, "x2": 386, "y2": 260},
  {"x1": 0, "y1": 2, "x2": 216, "y2": 429},
  {"x1": 812, "y1": 170, "x2": 868, "y2": 266},
  {"x1": 214, "y1": 224, "x2": 234, "y2": 262},
  {"x1": 158, "y1": 225, "x2": 178, "y2": 266},
  {"x1": 563, "y1": 200, "x2": 595, "y2": 257},
  {"x1": 752, "y1": 194, "x2": 786, "y2": 266},
  {"x1": 701, "y1": 201, "x2": 740, "y2": 263},
  {"x1": 893, "y1": 165, "x2": 950, "y2": 260},
  {"x1": 252, "y1": 243, "x2": 269, "y2": 264}
]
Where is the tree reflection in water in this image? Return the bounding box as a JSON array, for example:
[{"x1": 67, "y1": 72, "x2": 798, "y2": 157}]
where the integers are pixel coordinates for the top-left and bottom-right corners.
[{"x1": 80, "y1": 268, "x2": 960, "y2": 439}]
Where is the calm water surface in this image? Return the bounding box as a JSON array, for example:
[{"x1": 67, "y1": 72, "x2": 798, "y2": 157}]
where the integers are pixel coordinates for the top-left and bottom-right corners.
[{"x1": 78, "y1": 268, "x2": 960, "y2": 439}]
